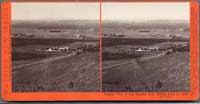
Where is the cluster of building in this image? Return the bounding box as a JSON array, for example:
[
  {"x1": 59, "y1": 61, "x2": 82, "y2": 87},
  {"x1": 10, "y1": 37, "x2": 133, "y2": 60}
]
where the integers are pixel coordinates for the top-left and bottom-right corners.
[
  {"x1": 37, "y1": 42, "x2": 98, "y2": 55},
  {"x1": 130, "y1": 46, "x2": 160, "y2": 52},
  {"x1": 38, "y1": 46, "x2": 85, "y2": 56},
  {"x1": 129, "y1": 43, "x2": 189, "y2": 54},
  {"x1": 39, "y1": 46, "x2": 79, "y2": 52}
]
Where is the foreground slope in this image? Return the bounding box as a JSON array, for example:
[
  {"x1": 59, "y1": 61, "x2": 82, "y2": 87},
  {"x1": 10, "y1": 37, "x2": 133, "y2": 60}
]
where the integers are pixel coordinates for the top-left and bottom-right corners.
[
  {"x1": 12, "y1": 53, "x2": 100, "y2": 92},
  {"x1": 103, "y1": 52, "x2": 190, "y2": 92}
]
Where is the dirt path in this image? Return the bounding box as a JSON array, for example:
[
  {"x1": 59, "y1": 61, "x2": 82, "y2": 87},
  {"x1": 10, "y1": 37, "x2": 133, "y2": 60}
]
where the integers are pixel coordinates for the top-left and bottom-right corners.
[
  {"x1": 102, "y1": 59, "x2": 136, "y2": 73},
  {"x1": 12, "y1": 52, "x2": 76, "y2": 72}
]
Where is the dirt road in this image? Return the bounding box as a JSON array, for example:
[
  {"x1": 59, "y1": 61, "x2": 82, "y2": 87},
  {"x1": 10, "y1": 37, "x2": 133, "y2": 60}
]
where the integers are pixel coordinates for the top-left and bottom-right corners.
[{"x1": 12, "y1": 52, "x2": 77, "y2": 71}]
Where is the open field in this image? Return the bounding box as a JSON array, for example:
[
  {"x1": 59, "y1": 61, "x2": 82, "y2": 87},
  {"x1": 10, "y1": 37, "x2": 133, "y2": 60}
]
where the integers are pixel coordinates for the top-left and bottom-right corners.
[
  {"x1": 102, "y1": 38, "x2": 188, "y2": 47},
  {"x1": 12, "y1": 20, "x2": 99, "y2": 39},
  {"x1": 102, "y1": 20, "x2": 189, "y2": 39}
]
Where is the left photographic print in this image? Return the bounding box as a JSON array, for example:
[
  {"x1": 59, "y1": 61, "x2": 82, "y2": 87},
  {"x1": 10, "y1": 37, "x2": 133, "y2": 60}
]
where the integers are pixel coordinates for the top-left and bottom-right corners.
[{"x1": 11, "y1": 2, "x2": 100, "y2": 92}]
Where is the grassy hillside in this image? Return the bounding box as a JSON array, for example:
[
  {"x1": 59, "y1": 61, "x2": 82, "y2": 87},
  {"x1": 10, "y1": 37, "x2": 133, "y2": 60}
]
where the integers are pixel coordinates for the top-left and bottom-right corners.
[
  {"x1": 141, "y1": 52, "x2": 190, "y2": 92},
  {"x1": 12, "y1": 53, "x2": 100, "y2": 92},
  {"x1": 103, "y1": 52, "x2": 190, "y2": 92}
]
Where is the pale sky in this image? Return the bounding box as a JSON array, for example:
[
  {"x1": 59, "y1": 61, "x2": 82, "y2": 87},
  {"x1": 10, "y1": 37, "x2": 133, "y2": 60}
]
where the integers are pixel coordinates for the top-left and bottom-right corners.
[
  {"x1": 103, "y1": 2, "x2": 189, "y2": 21},
  {"x1": 12, "y1": 2, "x2": 189, "y2": 21},
  {"x1": 12, "y1": 3, "x2": 100, "y2": 20}
]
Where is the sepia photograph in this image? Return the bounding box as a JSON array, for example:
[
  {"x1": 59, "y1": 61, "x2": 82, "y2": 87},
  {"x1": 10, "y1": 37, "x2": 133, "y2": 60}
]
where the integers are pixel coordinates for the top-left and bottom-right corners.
[
  {"x1": 12, "y1": 3, "x2": 100, "y2": 92},
  {"x1": 102, "y1": 3, "x2": 190, "y2": 92}
]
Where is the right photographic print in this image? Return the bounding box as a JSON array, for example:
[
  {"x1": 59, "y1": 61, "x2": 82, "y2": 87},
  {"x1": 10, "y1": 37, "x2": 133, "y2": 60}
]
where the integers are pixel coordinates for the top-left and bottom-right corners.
[{"x1": 102, "y1": 2, "x2": 190, "y2": 92}]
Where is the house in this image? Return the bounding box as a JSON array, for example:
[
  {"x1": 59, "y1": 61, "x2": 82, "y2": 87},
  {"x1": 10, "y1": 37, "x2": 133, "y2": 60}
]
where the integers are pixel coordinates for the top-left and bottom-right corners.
[
  {"x1": 59, "y1": 46, "x2": 70, "y2": 51},
  {"x1": 76, "y1": 34, "x2": 86, "y2": 39},
  {"x1": 76, "y1": 34, "x2": 81, "y2": 38},
  {"x1": 135, "y1": 48, "x2": 146, "y2": 52},
  {"x1": 149, "y1": 46, "x2": 160, "y2": 51},
  {"x1": 46, "y1": 48, "x2": 54, "y2": 52},
  {"x1": 167, "y1": 34, "x2": 176, "y2": 39}
]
